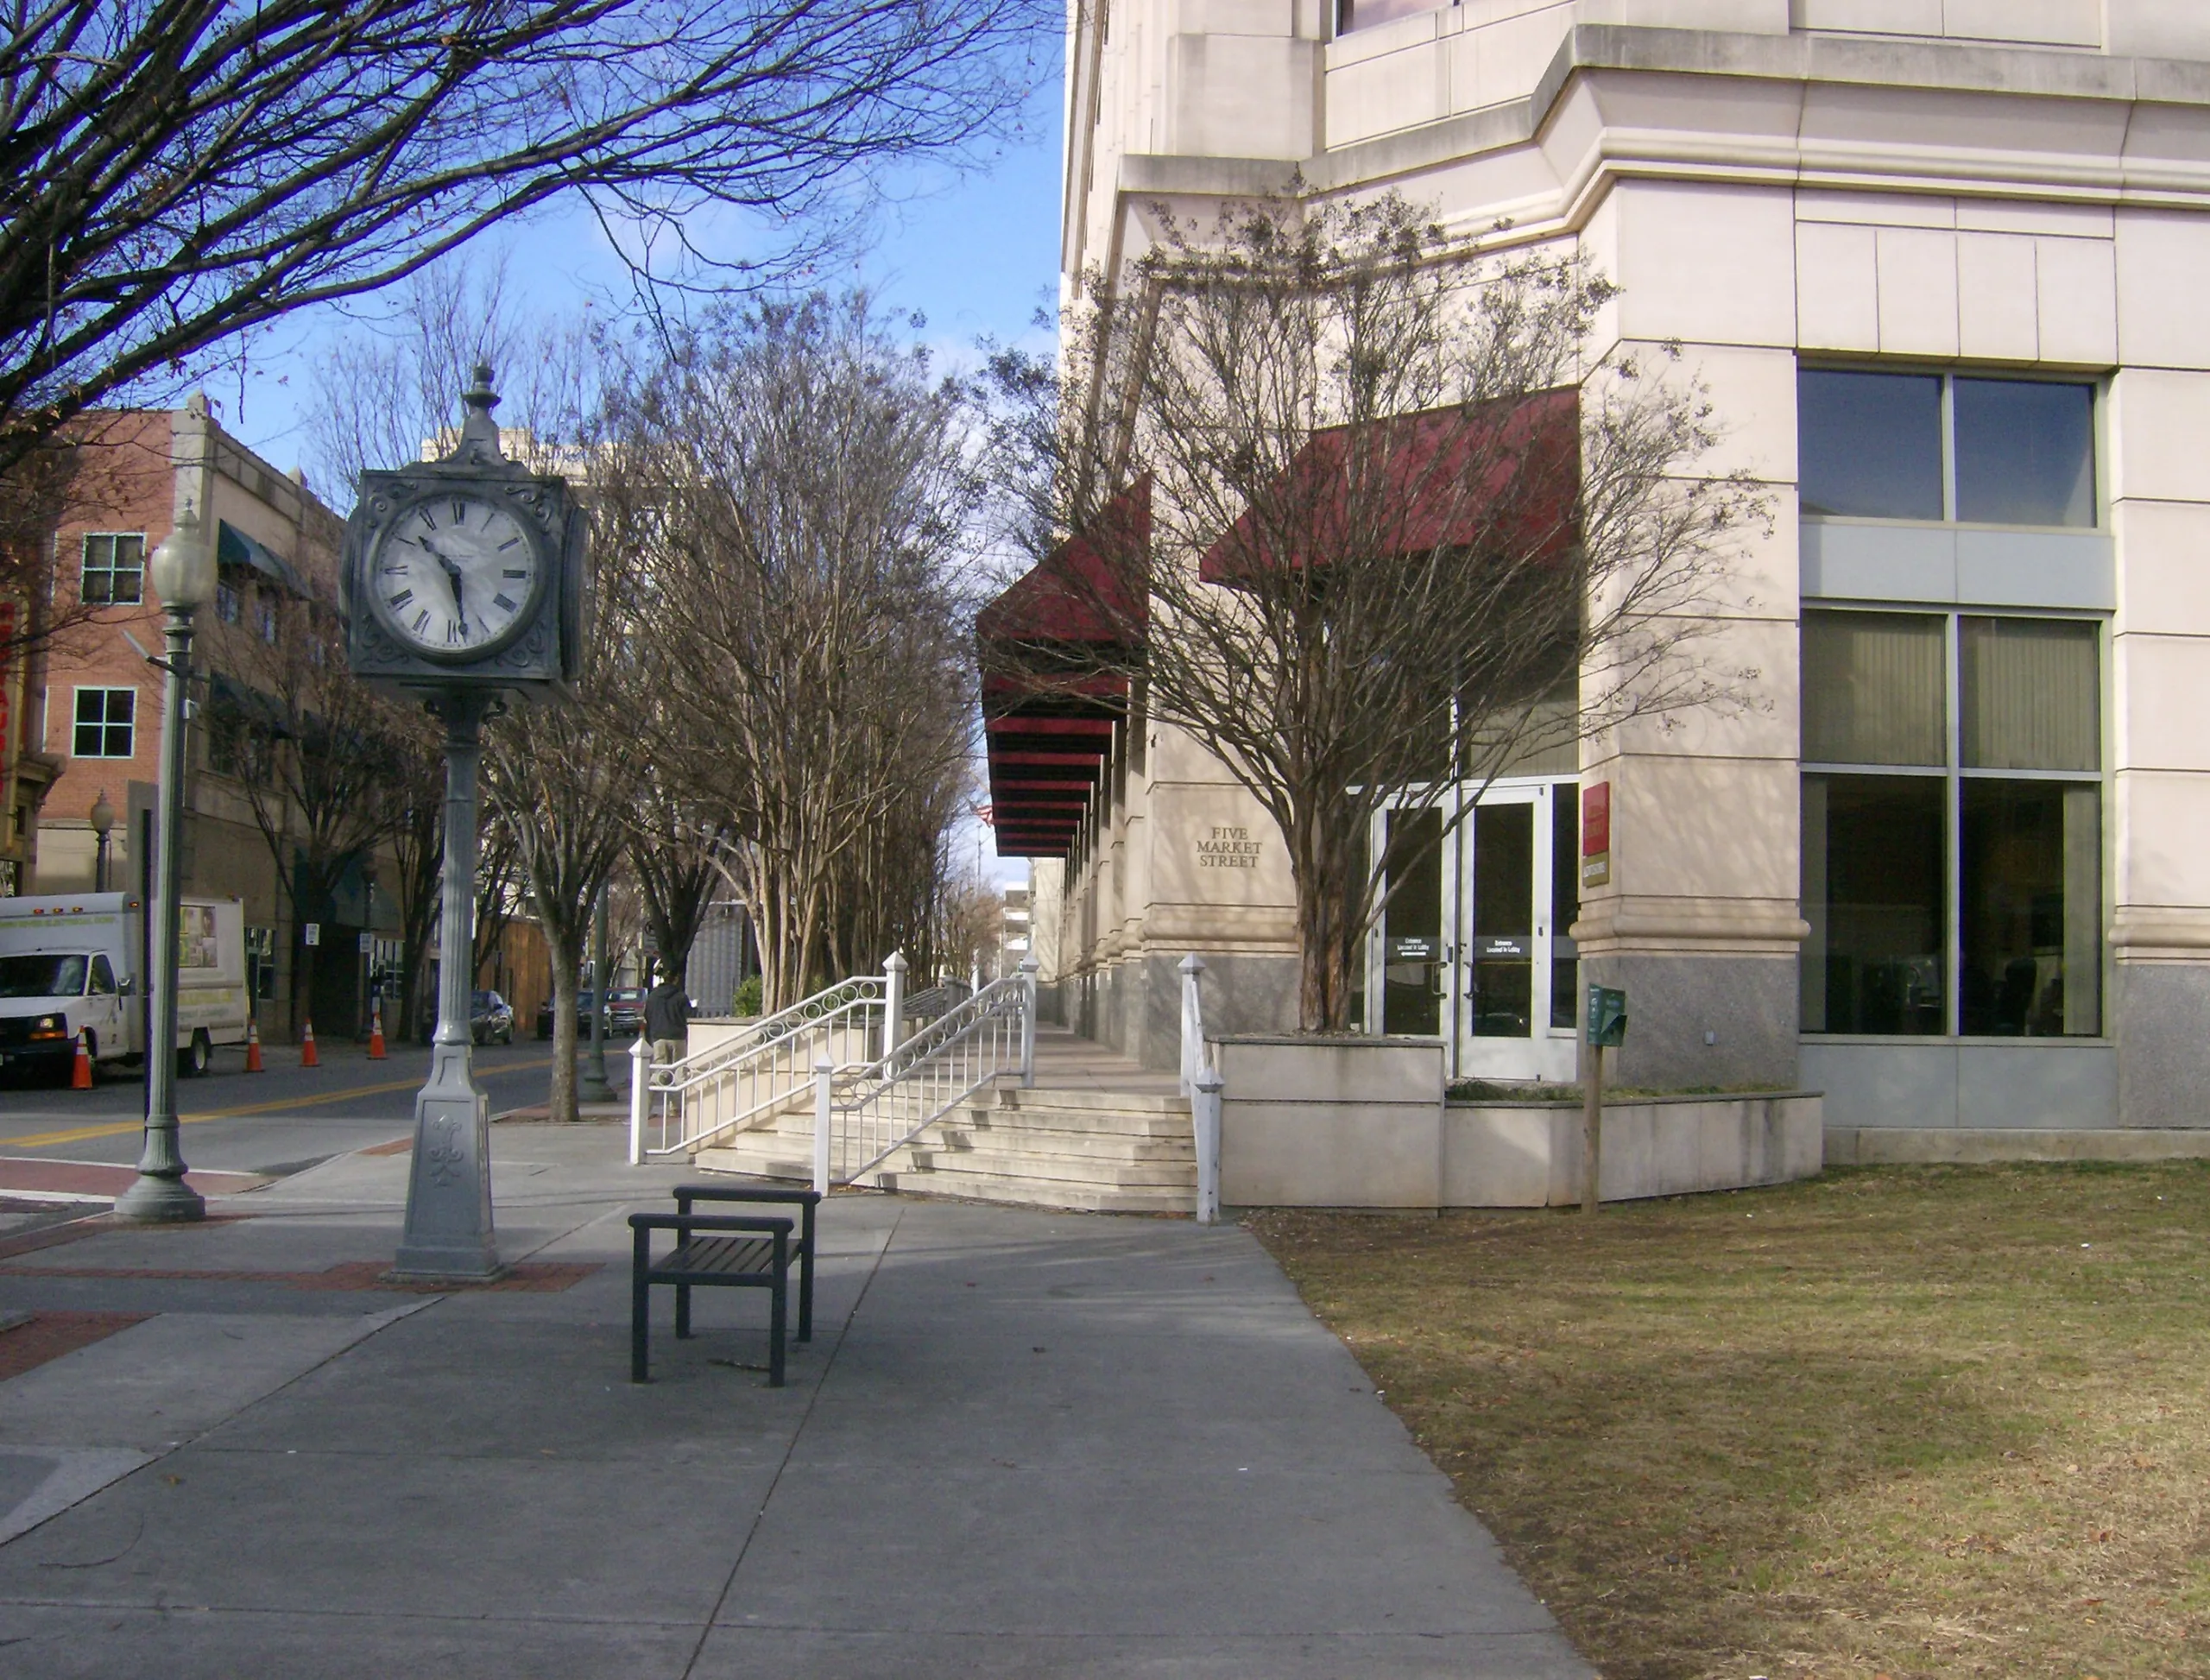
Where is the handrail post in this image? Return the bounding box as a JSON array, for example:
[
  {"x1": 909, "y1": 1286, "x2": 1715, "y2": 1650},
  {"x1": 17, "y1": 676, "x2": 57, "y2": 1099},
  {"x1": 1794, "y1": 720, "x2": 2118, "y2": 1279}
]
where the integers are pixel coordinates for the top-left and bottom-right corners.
[
  {"x1": 812, "y1": 1055, "x2": 834, "y2": 1197},
  {"x1": 881, "y1": 951, "x2": 906, "y2": 1063},
  {"x1": 1193, "y1": 1068, "x2": 1223, "y2": 1225},
  {"x1": 1178, "y1": 952, "x2": 1207, "y2": 1096},
  {"x1": 1018, "y1": 957, "x2": 1039, "y2": 1088},
  {"x1": 627, "y1": 1037, "x2": 649, "y2": 1165}
]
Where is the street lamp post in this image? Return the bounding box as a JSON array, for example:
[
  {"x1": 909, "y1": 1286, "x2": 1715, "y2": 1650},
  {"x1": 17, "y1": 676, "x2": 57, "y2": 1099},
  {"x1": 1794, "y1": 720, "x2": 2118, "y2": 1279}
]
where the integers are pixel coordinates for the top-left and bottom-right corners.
[
  {"x1": 89, "y1": 789, "x2": 114, "y2": 893},
  {"x1": 580, "y1": 889, "x2": 613, "y2": 1103},
  {"x1": 116, "y1": 504, "x2": 217, "y2": 1224}
]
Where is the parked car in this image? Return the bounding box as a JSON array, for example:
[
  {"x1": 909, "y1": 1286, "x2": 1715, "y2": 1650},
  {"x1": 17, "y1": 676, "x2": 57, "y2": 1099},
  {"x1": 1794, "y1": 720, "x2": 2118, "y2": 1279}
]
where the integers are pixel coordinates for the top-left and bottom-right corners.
[
  {"x1": 534, "y1": 986, "x2": 648, "y2": 1041},
  {"x1": 470, "y1": 989, "x2": 515, "y2": 1046}
]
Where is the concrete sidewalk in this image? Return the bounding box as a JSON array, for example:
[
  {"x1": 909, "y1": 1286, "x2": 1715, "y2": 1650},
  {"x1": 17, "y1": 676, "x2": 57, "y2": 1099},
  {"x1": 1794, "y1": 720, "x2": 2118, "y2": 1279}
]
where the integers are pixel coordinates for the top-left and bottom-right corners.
[{"x1": 0, "y1": 1127, "x2": 1588, "y2": 1678}]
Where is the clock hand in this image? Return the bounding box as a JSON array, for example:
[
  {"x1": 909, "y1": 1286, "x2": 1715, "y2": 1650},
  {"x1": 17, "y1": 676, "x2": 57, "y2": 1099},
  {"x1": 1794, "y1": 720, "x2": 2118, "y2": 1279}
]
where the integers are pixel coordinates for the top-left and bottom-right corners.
[{"x1": 433, "y1": 550, "x2": 467, "y2": 633}]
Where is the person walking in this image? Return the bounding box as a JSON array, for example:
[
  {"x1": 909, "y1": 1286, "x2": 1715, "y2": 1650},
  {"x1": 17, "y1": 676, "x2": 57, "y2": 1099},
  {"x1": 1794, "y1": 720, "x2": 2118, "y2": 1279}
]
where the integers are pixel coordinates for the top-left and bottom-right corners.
[{"x1": 645, "y1": 963, "x2": 691, "y2": 1069}]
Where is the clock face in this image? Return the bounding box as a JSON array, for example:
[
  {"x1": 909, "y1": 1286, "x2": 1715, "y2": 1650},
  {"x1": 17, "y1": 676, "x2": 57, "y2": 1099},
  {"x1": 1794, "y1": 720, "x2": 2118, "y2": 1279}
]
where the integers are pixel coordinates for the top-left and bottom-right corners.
[{"x1": 368, "y1": 491, "x2": 544, "y2": 658}]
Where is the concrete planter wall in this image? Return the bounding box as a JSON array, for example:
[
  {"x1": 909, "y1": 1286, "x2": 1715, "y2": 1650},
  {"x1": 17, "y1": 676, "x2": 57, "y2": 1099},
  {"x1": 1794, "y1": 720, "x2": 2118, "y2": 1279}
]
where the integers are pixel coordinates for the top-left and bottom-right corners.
[
  {"x1": 1216, "y1": 1033, "x2": 1822, "y2": 1208},
  {"x1": 1217, "y1": 1035, "x2": 1448, "y2": 1208},
  {"x1": 1445, "y1": 1093, "x2": 1823, "y2": 1208}
]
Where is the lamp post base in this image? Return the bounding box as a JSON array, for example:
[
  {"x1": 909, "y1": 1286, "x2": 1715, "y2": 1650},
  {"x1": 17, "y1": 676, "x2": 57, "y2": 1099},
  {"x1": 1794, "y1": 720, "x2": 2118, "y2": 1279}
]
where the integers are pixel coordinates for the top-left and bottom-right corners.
[
  {"x1": 390, "y1": 1040, "x2": 502, "y2": 1283},
  {"x1": 113, "y1": 1170, "x2": 205, "y2": 1223}
]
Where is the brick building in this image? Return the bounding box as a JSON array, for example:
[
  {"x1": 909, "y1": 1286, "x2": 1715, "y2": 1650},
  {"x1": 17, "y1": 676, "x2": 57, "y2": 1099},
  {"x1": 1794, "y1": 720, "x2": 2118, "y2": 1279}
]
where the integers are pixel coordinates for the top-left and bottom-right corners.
[{"x1": 26, "y1": 396, "x2": 407, "y2": 1039}]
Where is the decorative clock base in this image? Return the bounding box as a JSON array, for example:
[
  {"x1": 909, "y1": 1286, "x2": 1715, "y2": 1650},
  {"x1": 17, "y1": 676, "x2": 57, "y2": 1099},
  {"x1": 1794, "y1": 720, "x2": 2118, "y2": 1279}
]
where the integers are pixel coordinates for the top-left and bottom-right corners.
[
  {"x1": 388, "y1": 1040, "x2": 503, "y2": 1283},
  {"x1": 388, "y1": 690, "x2": 504, "y2": 1285}
]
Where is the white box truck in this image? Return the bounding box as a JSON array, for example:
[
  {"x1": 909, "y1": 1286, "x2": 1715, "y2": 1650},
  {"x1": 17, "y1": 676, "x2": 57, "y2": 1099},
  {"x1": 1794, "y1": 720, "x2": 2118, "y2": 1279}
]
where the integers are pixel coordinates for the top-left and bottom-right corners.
[{"x1": 0, "y1": 893, "x2": 250, "y2": 1078}]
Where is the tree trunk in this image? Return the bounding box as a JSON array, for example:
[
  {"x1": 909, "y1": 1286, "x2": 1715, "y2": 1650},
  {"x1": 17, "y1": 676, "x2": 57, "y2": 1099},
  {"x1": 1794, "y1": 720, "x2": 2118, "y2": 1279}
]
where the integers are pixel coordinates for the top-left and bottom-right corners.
[{"x1": 546, "y1": 923, "x2": 579, "y2": 1124}]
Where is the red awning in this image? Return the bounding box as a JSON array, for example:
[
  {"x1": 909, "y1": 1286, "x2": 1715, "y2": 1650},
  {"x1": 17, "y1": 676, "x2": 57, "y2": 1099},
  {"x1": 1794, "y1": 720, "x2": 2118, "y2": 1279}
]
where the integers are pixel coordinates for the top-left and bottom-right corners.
[
  {"x1": 1197, "y1": 389, "x2": 1578, "y2": 584},
  {"x1": 976, "y1": 482, "x2": 1151, "y2": 859}
]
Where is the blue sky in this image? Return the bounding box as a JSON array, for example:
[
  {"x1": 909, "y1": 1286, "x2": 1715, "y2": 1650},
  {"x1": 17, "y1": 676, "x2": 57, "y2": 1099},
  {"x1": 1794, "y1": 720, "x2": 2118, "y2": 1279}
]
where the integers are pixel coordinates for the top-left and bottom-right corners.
[
  {"x1": 206, "y1": 61, "x2": 1065, "y2": 891},
  {"x1": 214, "y1": 66, "x2": 1066, "y2": 477}
]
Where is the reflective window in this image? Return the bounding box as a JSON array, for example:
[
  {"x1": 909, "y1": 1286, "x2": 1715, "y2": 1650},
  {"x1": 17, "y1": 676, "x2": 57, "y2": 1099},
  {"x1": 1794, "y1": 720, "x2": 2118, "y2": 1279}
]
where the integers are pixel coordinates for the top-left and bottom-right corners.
[
  {"x1": 1469, "y1": 802, "x2": 1531, "y2": 1039},
  {"x1": 0, "y1": 954, "x2": 87, "y2": 998},
  {"x1": 1802, "y1": 609, "x2": 2103, "y2": 1038},
  {"x1": 1338, "y1": 0, "x2": 1446, "y2": 32},
  {"x1": 1802, "y1": 774, "x2": 1947, "y2": 1035},
  {"x1": 1802, "y1": 611, "x2": 1945, "y2": 767},
  {"x1": 1954, "y1": 378, "x2": 2094, "y2": 527},
  {"x1": 1800, "y1": 369, "x2": 2097, "y2": 527},
  {"x1": 1549, "y1": 783, "x2": 1578, "y2": 1030},
  {"x1": 1380, "y1": 808, "x2": 1442, "y2": 1037},
  {"x1": 1960, "y1": 780, "x2": 2101, "y2": 1037},
  {"x1": 1798, "y1": 370, "x2": 1944, "y2": 520},
  {"x1": 1960, "y1": 616, "x2": 2098, "y2": 772}
]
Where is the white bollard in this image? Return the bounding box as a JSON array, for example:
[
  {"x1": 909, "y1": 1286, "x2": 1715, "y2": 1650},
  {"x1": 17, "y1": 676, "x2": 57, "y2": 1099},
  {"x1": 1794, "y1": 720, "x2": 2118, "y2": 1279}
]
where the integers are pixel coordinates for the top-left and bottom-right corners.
[
  {"x1": 812, "y1": 1055, "x2": 834, "y2": 1198},
  {"x1": 881, "y1": 951, "x2": 906, "y2": 1064},
  {"x1": 1178, "y1": 952, "x2": 1207, "y2": 1097},
  {"x1": 627, "y1": 1037, "x2": 649, "y2": 1165},
  {"x1": 1193, "y1": 1068, "x2": 1223, "y2": 1225},
  {"x1": 1018, "y1": 957, "x2": 1039, "y2": 1088}
]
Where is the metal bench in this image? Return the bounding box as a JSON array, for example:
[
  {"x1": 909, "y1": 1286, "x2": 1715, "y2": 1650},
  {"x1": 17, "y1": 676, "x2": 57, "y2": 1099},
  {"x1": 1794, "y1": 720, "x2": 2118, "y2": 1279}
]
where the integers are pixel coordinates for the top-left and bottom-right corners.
[{"x1": 628, "y1": 1184, "x2": 818, "y2": 1386}]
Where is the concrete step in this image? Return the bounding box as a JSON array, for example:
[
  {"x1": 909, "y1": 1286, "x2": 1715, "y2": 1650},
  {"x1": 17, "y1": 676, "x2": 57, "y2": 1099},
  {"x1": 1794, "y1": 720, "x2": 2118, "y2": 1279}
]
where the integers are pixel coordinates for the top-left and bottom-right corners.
[
  {"x1": 997, "y1": 1085, "x2": 1190, "y2": 1116},
  {"x1": 902, "y1": 1142, "x2": 1195, "y2": 1190},
  {"x1": 688, "y1": 1073, "x2": 1200, "y2": 1215},
  {"x1": 858, "y1": 1164, "x2": 1192, "y2": 1216},
  {"x1": 925, "y1": 1123, "x2": 1195, "y2": 1165}
]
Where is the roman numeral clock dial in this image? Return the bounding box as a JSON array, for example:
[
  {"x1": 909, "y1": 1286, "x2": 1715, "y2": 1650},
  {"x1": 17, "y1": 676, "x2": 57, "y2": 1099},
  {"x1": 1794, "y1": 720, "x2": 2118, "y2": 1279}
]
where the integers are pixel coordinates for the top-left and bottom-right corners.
[{"x1": 369, "y1": 493, "x2": 542, "y2": 659}]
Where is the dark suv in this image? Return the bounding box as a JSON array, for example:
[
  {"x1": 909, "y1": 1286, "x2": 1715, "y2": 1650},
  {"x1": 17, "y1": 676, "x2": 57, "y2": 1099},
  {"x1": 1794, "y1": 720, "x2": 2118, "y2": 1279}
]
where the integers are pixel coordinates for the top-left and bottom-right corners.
[{"x1": 534, "y1": 987, "x2": 647, "y2": 1040}]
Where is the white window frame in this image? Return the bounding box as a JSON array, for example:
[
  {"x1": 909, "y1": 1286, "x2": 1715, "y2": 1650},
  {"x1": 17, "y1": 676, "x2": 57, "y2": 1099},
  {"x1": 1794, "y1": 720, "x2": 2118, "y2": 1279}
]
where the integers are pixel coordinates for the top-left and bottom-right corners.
[
  {"x1": 79, "y1": 532, "x2": 146, "y2": 606},
  {"x1": 71, "y1": 685, "x2": 136, "y2": 759}
]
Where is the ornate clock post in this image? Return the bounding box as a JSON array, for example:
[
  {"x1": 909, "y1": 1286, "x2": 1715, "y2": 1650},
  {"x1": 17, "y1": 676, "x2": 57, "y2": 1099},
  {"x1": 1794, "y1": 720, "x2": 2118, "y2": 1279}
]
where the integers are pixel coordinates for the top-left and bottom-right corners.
[{"x1": 343, "y1": 367, "x2": 584, "y2": 1281}]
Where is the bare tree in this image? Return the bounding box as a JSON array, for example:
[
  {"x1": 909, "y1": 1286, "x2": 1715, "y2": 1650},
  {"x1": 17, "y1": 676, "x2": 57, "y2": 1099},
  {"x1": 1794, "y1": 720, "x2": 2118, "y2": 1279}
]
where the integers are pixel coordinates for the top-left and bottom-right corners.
[
  {"x1": 600, "y1": 294, "x2": 982, "y2": 1011},
  {"x1": 205, "y1": 562, "x2": 405, "y2": 1038},
  {"x1": 628, "y1": 797, "x2": 719, "y2": 988},
  {"x1": 483, "y1": 680, "x2": 641, "y2": 1121},
  {"x1": 379, "y1": 718, "x2": 445, "y2": 1044},
  {"x1": 988, "y1": 192, "x2": 1764, "y2": 1032},
  {"x1": 0, "y1": 0, "x2": 1048, "y2": 471}
]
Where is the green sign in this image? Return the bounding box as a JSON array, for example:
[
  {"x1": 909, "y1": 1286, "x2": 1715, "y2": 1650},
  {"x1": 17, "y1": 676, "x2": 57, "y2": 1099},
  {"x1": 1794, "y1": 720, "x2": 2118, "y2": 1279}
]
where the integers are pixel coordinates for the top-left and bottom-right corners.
[{"x1": 1586, "y1": 985, "x2": 1627, "y2": 1048}]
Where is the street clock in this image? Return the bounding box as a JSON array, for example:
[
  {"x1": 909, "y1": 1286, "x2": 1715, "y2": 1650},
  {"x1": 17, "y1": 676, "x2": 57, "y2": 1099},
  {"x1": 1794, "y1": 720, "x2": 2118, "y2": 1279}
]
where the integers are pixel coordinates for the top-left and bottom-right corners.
[
  {"x1": 341, "y1": 365, "x2": 584, "y2": 692},
  {"x1": 337, "y1": 365, "x2": 590, "y2": 1282}
]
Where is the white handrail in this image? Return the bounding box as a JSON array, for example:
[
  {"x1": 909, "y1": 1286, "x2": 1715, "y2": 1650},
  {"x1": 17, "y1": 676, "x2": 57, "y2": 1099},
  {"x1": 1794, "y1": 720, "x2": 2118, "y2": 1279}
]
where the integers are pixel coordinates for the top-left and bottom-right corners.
[
  {"x1": 1179, "y1": 952, "x2": 1213, "y2": 1096},
  {"x1": 1192, "y1": 1068, "x2": 1222, "y2": 1225},
  {"x1": 813, "y1": 958, "x2": 1039, "y2": 1188},
  {"x1": 632, "y1": 961, "x2": 896, "y2": 1162}
]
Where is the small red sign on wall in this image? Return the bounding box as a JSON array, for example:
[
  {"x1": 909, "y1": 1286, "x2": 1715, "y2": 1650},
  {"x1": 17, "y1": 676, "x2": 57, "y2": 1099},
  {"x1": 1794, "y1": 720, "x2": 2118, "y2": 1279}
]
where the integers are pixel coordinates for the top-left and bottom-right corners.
[{"x1": 1581, "y1": 781, "x2": 1611, "y2": 888}]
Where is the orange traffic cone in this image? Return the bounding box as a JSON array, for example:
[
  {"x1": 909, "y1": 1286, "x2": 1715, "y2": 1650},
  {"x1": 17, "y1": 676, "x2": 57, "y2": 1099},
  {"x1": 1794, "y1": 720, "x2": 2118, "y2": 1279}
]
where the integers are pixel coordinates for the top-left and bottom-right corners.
[
  {"x1": 367, "y1": 1000, "x2": 386, "y2": 1060},
  {"x1": 244, "y1": 1020, "x2": 264, "y2": 1072},
  {"x1": 300, "y1": 1018, "x2": 320, "y2": 1068},
  {"x1": 70, "y1": 1026, "x2": 92, "y2": 1089}
]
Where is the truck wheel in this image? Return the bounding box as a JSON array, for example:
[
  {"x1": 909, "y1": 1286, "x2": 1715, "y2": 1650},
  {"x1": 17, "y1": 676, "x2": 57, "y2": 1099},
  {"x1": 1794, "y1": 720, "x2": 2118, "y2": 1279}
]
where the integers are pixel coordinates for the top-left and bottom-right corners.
[{"x1": 180, "y1": 1030, "x2": 212, "y2": 1078}]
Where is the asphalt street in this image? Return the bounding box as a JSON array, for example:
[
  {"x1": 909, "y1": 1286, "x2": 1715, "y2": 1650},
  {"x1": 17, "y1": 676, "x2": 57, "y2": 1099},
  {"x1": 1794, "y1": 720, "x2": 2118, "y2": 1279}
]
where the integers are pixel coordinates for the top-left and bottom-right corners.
[{"x1": 0, "y1": 1039, "x2": 558, "y2": 1181}]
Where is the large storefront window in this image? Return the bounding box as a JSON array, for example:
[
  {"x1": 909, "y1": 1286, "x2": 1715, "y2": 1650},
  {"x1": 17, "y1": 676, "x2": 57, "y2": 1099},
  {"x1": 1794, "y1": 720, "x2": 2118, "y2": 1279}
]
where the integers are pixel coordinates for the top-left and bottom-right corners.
[{"x1": 1801, "y1": 609, "x2": 2102, "y2": 1038}]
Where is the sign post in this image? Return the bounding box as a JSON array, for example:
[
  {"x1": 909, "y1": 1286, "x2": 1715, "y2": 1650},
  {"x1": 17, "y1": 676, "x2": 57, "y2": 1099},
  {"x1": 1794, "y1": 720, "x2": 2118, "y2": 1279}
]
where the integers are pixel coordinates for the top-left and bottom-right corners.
[{"x1": 1582, "y1": 984, "x2": 1627, "y2": 1216}]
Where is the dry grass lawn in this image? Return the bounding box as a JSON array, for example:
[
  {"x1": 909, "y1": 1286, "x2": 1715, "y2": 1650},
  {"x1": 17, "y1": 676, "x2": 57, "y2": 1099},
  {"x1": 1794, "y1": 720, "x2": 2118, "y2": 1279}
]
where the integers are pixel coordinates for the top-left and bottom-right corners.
[{"x1": 1249, "y1": 1164, "x2": 2210, "y2": 1680}]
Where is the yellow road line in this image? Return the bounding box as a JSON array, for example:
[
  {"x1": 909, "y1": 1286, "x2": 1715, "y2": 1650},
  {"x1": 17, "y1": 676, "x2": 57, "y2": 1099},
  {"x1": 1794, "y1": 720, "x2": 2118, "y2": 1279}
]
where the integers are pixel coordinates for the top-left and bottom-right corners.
[{"x1": 0, "y1": 1057, "x2": 553, "y2": 1150}]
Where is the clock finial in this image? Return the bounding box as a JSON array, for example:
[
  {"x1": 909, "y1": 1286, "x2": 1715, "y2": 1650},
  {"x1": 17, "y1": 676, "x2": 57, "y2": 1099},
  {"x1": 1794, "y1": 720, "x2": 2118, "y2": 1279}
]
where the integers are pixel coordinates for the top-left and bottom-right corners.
[{"x1": 457, "y1": 363, "x2": 502, "y2": 463}]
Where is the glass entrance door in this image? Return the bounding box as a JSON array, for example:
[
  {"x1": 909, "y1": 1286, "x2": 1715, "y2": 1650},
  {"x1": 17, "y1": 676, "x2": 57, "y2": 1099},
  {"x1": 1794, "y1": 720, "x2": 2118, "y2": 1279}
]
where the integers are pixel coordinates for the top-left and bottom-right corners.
[{"x1": 1367, "y1": 780, "x2": 1580, "y2": 1083}]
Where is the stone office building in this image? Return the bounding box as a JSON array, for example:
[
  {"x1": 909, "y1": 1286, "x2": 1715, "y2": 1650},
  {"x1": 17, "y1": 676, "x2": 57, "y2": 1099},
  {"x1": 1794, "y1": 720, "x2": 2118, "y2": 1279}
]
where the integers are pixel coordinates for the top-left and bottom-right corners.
[{"x1": 993, "y1": 1, "x2": 2210, "y2": 1151}]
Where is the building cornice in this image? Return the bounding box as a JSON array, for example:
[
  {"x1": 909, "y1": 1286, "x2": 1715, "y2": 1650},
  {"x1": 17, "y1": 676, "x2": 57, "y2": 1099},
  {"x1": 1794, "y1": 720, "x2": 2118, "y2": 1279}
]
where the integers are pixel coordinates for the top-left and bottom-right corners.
[{"x1": 1110, "y1": 22, "x2": 2210, "y2": 258}]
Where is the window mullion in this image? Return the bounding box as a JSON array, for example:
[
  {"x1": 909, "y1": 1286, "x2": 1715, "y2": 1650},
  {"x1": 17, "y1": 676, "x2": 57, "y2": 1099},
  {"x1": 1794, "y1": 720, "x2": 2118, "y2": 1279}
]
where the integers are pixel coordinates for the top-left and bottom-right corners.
[
  {"x1": 1940, "y1": 376, "x2": 1959, "y2": 523},
  {"x1": 1945, "y1": 610, "x2": 1963, "y2": 1038}
]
